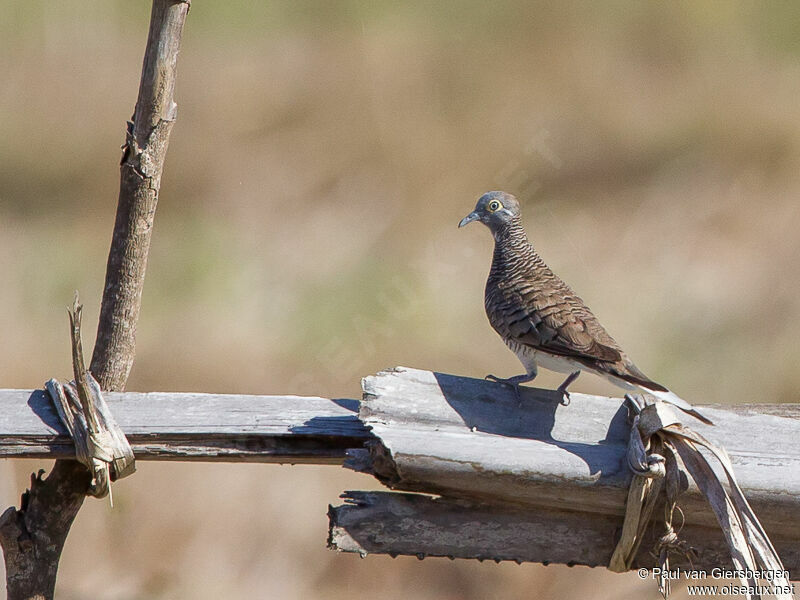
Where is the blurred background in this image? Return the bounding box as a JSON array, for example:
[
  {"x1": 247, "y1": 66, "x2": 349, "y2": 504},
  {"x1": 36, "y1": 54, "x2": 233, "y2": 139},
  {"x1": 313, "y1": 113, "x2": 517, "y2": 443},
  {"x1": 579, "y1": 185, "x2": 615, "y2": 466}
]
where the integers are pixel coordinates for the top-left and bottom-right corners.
[{"x1": 1, "y1": 1, "x2": 799, "y2": 598}]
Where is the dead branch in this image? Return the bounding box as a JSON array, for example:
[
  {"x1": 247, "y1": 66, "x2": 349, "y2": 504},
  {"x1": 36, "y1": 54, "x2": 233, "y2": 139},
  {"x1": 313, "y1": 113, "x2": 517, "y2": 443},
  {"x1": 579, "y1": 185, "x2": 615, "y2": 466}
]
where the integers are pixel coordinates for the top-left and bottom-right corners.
[
  {"x1": 91, "y1": 0, "x2": 190, "y2": 390},
  {"x1": 0, "y1": 2, "x2": 189, "y2": 599}
]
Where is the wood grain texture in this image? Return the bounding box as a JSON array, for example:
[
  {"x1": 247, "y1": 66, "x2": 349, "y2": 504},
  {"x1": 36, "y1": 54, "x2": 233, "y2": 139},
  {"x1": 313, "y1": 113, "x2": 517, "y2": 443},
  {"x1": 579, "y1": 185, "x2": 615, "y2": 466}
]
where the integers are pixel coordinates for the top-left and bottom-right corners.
[
  {"x1": 4, "y1": 366, "x2": 799, "y2": 574},
  {"x1": 0, "y1": 389, "x2": 369, "y2": 463},
  {"x1": 329, "y1": 491, "x2": 800, "y2": 572},
  {"x1": 91, "y1": 0, "x2": 190, "y2": 392},
  {"x1": 355, "y1": 367, "x2": 800, "y2": 539}
]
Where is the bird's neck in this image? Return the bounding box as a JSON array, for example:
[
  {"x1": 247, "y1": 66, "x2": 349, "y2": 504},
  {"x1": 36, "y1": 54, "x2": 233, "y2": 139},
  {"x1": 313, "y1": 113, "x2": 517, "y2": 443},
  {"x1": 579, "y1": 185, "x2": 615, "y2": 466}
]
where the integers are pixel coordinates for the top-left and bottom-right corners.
[
  {"x1": 491, "y1": 217, "x2": 531, "y2": 253},
  {"x1": 489, "y1": 218, "x2": 542, "y2": 279}
]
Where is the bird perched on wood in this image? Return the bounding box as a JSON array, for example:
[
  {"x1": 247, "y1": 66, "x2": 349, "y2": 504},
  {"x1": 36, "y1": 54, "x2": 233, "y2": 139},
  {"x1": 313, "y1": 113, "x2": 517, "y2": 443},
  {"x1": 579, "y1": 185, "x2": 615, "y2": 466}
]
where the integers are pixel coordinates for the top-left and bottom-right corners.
[{"x1": 459, "y1": 190, "x2": 711, "y2": 425}]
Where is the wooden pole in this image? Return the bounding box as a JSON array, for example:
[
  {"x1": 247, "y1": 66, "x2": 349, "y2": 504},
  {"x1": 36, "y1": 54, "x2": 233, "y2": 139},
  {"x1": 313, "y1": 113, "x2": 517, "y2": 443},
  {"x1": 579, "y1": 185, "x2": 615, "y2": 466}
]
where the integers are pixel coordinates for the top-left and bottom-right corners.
[
  {"x1": 0, "y1": 2, "x2": 189, "y2": 598},
  {"x1": 91, "y1": 0, "x2": 189, "y2": 390}
]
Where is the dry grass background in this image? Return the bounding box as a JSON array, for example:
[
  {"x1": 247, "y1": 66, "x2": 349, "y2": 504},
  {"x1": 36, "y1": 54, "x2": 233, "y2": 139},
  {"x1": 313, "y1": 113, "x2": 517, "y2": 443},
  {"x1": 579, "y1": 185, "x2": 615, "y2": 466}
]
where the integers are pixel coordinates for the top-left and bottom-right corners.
[{"x1": 1, "y1": 1, "x2": 799, "y2": 598}]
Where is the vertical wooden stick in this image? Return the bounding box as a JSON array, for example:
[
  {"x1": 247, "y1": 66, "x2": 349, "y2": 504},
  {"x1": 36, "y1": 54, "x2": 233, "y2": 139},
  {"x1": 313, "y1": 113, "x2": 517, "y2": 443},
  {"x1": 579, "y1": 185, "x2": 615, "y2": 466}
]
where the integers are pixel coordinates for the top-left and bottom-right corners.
[
  {"x1": 0, "y1": 2, "x2": 190, "y2": 598},
  {"x1": 91, "y1": 0, "x2": 190, "y2": 391}
]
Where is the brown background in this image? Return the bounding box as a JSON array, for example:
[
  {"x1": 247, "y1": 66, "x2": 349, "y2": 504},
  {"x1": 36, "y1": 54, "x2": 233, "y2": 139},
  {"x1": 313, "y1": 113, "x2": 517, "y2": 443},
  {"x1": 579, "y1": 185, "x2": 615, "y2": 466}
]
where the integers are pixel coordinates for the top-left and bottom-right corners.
[{"x1": 2, "y1": 2, "x2": 799, "y2": 598}]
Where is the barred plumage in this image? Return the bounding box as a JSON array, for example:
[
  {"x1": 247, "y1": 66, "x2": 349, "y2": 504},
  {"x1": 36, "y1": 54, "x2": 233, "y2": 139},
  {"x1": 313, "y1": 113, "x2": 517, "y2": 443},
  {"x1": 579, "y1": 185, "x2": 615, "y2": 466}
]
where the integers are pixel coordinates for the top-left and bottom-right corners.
[{"x1": 459, "y1": 191, "x2": 711, "y2": 425}]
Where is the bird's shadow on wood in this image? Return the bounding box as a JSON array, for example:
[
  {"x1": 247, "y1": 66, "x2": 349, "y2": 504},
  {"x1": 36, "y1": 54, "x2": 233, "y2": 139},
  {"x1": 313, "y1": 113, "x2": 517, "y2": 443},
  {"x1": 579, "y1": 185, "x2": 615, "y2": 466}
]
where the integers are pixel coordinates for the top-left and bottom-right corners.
[{"x1": 433, "y1": 372, "x2": 629, "y2": 478}]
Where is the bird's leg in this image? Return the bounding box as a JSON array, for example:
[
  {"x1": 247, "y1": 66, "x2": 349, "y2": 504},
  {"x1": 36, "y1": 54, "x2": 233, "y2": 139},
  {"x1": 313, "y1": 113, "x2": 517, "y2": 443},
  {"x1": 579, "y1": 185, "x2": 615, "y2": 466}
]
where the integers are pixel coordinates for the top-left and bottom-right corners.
[
  {"x1": 556, "y1": 370, "x2": 581, "y2": 405},
  {"x1": 485, "y1": 372, "x2": 536, "y2": 405}
]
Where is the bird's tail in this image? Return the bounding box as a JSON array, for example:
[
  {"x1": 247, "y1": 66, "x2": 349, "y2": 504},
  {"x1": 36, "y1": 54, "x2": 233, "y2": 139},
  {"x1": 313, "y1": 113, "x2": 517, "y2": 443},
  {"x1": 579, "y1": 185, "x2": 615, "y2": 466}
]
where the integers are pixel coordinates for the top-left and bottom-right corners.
[{"x1": 643, "y1": 388, "x2": 714, "y2": 426}]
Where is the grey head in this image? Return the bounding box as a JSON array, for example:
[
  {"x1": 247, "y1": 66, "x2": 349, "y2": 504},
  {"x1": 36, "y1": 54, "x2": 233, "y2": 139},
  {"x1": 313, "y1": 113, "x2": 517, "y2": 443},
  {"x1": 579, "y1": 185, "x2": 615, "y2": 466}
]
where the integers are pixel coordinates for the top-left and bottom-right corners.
[{"x1": 458, "y1": 191, "x2": 521, "y2": 235}]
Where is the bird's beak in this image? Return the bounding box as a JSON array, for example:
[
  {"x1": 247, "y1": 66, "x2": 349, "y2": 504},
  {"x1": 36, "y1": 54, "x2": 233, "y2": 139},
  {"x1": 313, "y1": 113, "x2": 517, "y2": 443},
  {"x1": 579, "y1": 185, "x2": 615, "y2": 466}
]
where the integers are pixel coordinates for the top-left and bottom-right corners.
[{"x1": 458, "y1": 211, "x2": 480, "y2": 228}]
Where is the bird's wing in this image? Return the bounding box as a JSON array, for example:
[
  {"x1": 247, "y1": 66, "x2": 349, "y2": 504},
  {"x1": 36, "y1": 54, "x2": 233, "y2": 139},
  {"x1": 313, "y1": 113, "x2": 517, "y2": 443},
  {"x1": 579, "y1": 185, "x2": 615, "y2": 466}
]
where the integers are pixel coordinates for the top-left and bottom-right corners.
[
  {"x1": 506, "y1": 294, "x2": 672, "y2": 390},
  {"x1": 492, "y1": 287, "x2": 623, "y2": 363}
]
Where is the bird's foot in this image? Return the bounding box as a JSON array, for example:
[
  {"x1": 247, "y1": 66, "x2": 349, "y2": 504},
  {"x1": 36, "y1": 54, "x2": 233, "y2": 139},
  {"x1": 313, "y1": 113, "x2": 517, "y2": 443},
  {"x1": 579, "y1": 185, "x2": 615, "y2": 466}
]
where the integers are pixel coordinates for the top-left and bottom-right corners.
[
  {"x1": 556, "y1": 371, "x2": 581, "y2": 406},
  {"x1": 485, "y1": 373, "x2": 535, "y2": 386},
  {"x1": 485, "y1": 373, "x2": 536, "y2": 406}
]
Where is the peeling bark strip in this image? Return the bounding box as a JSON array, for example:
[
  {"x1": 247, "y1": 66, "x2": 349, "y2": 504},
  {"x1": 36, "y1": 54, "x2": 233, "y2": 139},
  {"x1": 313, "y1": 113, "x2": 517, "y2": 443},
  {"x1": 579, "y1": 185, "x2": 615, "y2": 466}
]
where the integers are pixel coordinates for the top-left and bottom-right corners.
[
  {"x1": 339, "y1": 367, "x2": 800, "y2": 568},
  {"x1": 92, "y1": 0, "x2": 190, "y2": 392},
  {"x1": 0, "y1": 3, "x2": 189, "y2": 599}
]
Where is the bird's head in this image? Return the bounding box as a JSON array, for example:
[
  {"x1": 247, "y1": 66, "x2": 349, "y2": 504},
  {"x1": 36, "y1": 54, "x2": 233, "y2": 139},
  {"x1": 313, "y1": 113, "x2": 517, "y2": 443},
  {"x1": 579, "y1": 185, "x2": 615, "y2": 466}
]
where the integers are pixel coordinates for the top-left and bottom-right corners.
[{"x1": 458, "y1": 191, "x2": 521, "y2": 233}]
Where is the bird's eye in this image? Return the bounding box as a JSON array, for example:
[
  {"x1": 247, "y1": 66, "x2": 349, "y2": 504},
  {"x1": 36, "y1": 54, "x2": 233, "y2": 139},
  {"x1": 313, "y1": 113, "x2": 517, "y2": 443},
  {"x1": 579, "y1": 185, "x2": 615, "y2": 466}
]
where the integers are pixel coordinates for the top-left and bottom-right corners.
[{"x1": 487, "y1": 200, "x2": 501, "y2": 212}]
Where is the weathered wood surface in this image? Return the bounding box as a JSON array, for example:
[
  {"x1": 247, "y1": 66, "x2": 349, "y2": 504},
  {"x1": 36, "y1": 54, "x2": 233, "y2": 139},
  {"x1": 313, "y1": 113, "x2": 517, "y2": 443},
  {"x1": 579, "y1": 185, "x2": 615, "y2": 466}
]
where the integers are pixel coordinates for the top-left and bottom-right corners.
[
  {"x1": 0, "y1": 4, "x2": 192, "y2": 599},
  {"x1": 0, "y1": 390, "x2": 369, "y2": 463},
  {"x1": 348, "y1": 367, "x2": 800, "y2": 541},
  {"x1": 329, "y1": 491, "x2": 800, "y2": 572},
  {"x1": 5, "y1": 366, "x2": 800, "y2": 573}
]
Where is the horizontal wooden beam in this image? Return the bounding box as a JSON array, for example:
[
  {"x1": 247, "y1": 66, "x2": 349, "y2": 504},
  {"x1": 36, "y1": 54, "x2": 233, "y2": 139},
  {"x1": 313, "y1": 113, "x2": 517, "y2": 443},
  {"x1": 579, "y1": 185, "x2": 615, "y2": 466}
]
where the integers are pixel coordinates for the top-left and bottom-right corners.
[
  {"x1": 4, "y1": 368, "x2": 799, "y2": 573},
  {"x1": 329, "y1": 491, "x2": 800, "y2": 571},
  {"x1": 342, "y1": 367, "x2": 800, "y2": 567},
  {"x1": 0, "y1": 389, "x2": 371, "y2": 463}
]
